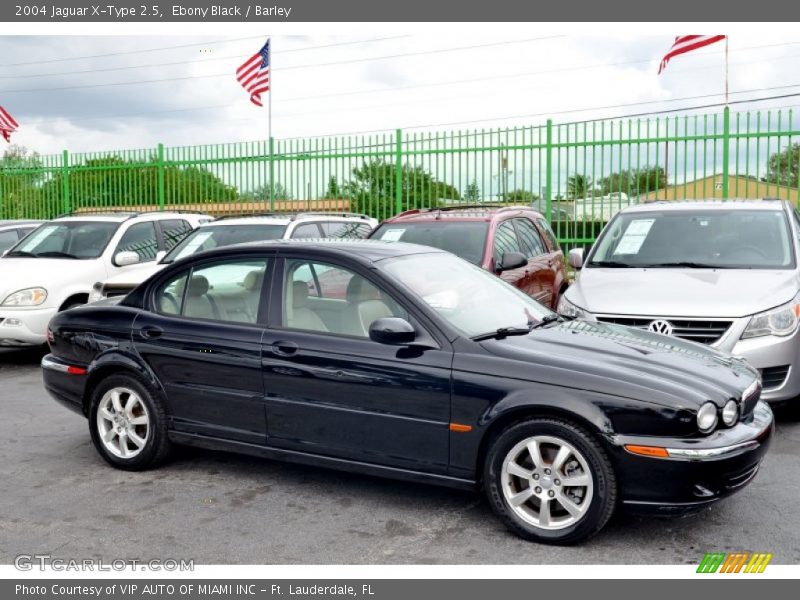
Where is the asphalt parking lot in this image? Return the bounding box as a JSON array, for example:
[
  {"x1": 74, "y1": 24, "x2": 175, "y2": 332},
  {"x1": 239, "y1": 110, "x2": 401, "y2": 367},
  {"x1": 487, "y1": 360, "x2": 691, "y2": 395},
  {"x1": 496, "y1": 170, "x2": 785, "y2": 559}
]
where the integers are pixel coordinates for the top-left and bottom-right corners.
[{"x1": 2, "y1": 347, "x2": 800, "y2": 565}]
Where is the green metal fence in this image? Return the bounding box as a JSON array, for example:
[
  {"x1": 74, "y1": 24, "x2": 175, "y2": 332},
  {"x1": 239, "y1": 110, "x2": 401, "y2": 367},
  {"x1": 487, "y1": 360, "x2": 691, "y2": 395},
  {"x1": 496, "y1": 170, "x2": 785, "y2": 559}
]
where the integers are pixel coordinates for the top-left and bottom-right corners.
[{"x1": 1, "y1": 106, "x2": 799, "y2": 246}]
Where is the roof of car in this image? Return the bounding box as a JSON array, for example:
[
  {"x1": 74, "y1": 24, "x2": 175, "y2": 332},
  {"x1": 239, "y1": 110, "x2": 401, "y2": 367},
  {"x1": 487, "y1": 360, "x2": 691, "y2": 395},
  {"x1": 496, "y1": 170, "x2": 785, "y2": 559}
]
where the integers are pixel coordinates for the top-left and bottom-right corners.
[
  {"x1": 0, "y1": 220, "x2": 42, "y2": 228},
  {"x1": 384, "y1": 204, "x2": 545, "y2": 223},
  {"x1": 193, "y1": 238, "x2": 446, "y2": 263},
  {"x1": 208, "y1": 212, "x2": 375, "y2": 227},
  {"x1": 621, "y1": 199, "x2": 788, "y2": 214},
  {"x1": 53, "y1": 211, "x2": 211, "y2": 223}
]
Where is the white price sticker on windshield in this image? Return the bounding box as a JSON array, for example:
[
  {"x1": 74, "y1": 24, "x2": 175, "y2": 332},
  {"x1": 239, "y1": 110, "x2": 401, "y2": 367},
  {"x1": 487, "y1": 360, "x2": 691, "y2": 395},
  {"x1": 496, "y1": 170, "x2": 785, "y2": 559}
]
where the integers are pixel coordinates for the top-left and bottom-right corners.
[
  {"x1": 613, "y1": 219, "x2": 654, "y2": 255},
  {"x1": 379, "y1": 228, "x2": 406, "y2": 242}
]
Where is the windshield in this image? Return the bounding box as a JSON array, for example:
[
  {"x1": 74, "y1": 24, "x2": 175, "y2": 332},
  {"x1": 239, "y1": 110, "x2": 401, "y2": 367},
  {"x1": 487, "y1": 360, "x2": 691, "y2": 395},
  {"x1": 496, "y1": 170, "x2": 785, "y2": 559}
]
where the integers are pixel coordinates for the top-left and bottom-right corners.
[
  {"x1": 162, "y1": 223, "x2": 287, "y2": 263},
  {"x1": 380, "y1": 252, "x2": 552, "y2": 337},
  {"x1": 588, "y1": 209, "x2": 794, "y2": 269},
  {"x1": 372, "y1": 221, "x2": 488, "y2": 265},
  {"x1": 6, "y1": 221, "x2": 119, "y2": 259}
]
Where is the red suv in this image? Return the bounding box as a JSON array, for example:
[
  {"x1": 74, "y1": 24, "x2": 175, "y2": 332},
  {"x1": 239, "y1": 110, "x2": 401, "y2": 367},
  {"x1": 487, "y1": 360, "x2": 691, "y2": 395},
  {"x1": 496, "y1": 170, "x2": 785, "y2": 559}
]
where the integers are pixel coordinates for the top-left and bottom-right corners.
[{"x1": 369, "y1": 205, "x2": 567, "y2": 308}]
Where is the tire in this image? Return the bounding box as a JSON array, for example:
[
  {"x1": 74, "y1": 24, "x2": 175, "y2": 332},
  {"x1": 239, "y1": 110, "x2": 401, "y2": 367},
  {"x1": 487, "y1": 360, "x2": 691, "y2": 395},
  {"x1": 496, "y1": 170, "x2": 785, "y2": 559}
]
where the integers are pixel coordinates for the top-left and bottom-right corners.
[
  {"x1": 88, "y1": 373, "x2": 171, "y2": 471},
  {"x1": 484, "y1": 417, "x2": 617, "y2": 545}
]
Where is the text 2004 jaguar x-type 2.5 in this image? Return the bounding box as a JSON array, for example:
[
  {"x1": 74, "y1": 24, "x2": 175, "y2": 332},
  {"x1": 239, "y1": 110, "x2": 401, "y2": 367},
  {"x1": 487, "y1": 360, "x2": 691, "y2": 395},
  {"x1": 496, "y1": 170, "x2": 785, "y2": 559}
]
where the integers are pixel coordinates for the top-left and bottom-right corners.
[{"x1": 43, "y1": 239, "x2": 773, "y2": 544}]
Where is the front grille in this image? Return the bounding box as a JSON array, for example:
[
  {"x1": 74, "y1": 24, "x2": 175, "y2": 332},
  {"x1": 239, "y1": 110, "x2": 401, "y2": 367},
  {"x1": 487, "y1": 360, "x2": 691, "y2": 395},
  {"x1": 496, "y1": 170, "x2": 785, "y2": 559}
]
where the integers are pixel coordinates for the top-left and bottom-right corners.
[
  {"x1": 0, "y1": 318, "x2": 4, "y2": 325},
  {"x1": 759, "y1": 365, "x2": 790, "y2": 390},
  {"x1": 597, "y1": 316, "x2": 732, "y2": 345}
]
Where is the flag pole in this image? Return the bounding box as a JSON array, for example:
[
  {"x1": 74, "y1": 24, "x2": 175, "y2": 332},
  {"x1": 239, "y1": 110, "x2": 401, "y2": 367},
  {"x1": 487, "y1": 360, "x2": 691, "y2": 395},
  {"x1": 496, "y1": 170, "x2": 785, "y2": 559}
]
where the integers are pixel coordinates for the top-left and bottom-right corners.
[
  {"x1": 725, "y1": 36, "x2": 729, "y2": 106},
  {"x1": 268, "y1": 38, "x2": 274, "y2": 209}
]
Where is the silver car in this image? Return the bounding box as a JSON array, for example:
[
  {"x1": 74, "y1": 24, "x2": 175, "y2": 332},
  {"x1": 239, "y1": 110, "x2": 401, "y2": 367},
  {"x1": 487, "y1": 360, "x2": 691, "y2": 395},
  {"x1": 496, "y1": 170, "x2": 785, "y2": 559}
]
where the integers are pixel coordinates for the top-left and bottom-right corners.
[{"x1": 559, "y1": 200, "x2": 800, "y2": 403}]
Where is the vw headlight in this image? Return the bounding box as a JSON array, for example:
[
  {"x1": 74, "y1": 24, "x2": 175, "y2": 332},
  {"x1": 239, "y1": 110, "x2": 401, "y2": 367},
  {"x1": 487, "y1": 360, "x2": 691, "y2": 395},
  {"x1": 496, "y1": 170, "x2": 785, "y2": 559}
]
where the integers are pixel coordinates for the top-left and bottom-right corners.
[
  {"x1": 697, "y1": 401, "x2": 719, "y2": 434},
  {"x1": 1, "y1": 287, "x2": 48, "y2": 307},
  {"x1": 557, "y1": 295, "x2": 595, "y2": 321},
  {"x1": 722, "y1": 399, "x2": 739, "y2": 427},
  {"x1": 742, "y1": 294, "x2": 800, "y2": 339}
]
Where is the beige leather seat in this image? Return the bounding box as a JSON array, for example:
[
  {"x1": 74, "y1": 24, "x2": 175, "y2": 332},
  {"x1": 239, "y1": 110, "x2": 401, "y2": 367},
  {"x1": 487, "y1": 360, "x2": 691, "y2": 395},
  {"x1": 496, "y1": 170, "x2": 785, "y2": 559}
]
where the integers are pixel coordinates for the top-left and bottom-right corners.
[
  {"x1": 183, "y1": 275, "x2": 220, "y2": 320},
  {"x1": 342, "y1": 276, "x2": 393, "y2": 337},
  {"x1": 286, "y1": 281, "x2": 328, "y2": 332}
]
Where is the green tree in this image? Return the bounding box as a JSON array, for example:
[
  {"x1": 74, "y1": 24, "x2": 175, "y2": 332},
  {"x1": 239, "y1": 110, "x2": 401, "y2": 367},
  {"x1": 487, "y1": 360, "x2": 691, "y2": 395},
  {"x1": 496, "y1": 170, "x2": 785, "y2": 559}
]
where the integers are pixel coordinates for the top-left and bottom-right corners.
[
  {"x1": 247, "y1": 182, "x2": 292, "y2": 202},
  {"x1": 506, "y1": 189, "x2": 540, "y2": 202},
  {"x1": 598, "y1": 166, "x2": 667, "y2": 195},
  {"x1": 347, "y1": 160, "x2": 460, "y2": 218},
  {"x1": 567, "y1": 174, "x2": 593, "y2": 199},
  {"x1": 462, "y1": 180, "x2": 481, "y2": 202},
  {"x1": 323, "y1": 176, "x2": 346, "y2": 199},
  {"x1": 0, "y1": 145, "x2": 46, "y2": 219},
  {"x1": 765, "y1": 143, "x2": 799, "y2": 187},
  {"x1": 40, "y1": 155, "x2": 238, "y2": 212}
]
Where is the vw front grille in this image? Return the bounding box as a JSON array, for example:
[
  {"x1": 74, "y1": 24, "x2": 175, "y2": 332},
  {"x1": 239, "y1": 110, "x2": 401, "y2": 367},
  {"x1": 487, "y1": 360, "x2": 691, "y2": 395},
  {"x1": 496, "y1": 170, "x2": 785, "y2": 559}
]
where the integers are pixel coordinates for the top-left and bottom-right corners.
[{"x1": 597, "y1": 316, "x2": 732, "y2": 345}]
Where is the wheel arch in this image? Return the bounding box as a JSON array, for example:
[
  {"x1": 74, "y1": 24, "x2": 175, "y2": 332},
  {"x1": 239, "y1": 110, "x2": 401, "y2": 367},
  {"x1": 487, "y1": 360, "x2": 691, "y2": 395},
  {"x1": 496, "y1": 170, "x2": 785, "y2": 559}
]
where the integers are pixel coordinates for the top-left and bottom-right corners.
[
  {"x1": 59, "y1": 292, "x2": 90, "y2": 311},
  {"x1": 475, "y1": 395, "x2": 614, "y2": 484},
  {"x1": 82, "y1": 352, "x2": 166, "y2": 416}
]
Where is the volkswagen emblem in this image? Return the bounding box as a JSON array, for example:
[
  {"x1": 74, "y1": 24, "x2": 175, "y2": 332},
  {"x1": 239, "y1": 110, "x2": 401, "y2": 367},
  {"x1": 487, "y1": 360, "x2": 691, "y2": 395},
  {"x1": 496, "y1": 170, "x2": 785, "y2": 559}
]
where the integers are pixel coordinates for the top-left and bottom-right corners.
[{"x1": 648, "y1": 319, "x2": 674, "y2": 336}]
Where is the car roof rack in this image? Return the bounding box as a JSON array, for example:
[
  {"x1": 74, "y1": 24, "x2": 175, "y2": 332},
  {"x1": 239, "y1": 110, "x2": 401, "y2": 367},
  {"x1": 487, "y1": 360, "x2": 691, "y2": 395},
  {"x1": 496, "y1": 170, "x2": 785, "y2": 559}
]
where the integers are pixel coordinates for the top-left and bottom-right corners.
[
  {"x1": 55, "y1": 209, "x2": 212, "y2": 219},
  {"x1": 393, "y1": 204, "x2": 530, "y2": 219},
  {"x1": 215, "y1": 211, "x2": 373, "y2": 221}
]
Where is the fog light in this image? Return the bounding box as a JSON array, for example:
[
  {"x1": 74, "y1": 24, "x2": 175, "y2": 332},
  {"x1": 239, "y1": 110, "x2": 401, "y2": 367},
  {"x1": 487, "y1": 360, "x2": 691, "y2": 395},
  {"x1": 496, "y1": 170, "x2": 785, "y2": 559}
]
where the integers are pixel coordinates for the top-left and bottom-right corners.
[
  {"x1": 4, "y1": 318, "x2": 21, "y2": 326},
  {"x1": 697, "y1": 402, "x2": 718, "y2": 434},
  {"x1": 722, "y1": 400, "x2": 739, "y2": 426}
]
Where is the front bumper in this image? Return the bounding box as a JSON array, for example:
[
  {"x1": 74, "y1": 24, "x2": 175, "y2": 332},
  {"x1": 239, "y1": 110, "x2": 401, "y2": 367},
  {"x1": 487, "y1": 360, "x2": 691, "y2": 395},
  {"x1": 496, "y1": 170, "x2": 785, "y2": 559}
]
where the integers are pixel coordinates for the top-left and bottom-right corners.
[
  {"x1": 0, "y1": 306, "x2": 56, "y2": 346},
  {"x1": 730, "y1": 327, "x2": 800, "y2": 403},
  {"x1": 609, "y1": 400, "x2": 774, "y2": 515}
]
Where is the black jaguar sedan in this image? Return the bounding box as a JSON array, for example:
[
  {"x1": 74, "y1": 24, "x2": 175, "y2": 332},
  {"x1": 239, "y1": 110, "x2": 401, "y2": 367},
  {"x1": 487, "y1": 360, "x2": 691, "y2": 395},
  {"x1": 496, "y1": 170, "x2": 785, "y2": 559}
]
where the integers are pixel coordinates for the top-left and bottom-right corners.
[{"x1": 42, "y1": 239, "x2": 774, "y2": 544}]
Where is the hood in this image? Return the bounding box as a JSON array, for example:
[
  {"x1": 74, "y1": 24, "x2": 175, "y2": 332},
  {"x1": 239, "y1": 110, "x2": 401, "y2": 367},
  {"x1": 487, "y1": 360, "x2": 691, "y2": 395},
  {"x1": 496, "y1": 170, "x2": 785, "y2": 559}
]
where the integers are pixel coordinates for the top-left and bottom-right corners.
[
  {"x1": 0, "y1": 257, "x2": 104, "y2": 306},
  {"x1": 480, "y1": 320, "x2": 758, "y2": 410},
  {"x1": 101, "y1": 262, "x2": 164, "y2": 288},
  {"x1": 570, "y1": 267, "x2": 799, "y2": 317}
]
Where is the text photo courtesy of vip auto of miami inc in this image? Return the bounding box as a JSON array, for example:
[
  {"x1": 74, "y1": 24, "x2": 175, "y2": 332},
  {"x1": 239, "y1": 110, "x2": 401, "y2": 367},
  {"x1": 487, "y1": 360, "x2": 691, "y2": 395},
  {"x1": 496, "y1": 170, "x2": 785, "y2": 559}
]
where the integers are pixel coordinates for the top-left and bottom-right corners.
[{"x1": 1, "y1": 17, "x2": 799, "y2": 582}]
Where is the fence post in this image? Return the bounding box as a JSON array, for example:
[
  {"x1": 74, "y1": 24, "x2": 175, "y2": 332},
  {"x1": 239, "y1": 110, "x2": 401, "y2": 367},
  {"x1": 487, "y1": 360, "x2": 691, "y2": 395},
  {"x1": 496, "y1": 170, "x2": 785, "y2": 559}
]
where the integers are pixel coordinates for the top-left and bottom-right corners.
[
  {"x1": 395, "y1": 128, "x2": 403, "y2": 215},
  {"x1": 545, "y1": 119, "x2": 553, "y2": 221},
  {"x1": 61, "y1": 150, "x2": 70, "y2": 215},
  {"x1": 157, "y1": 143, "x2": 165, "y2": 211},
  {"x1": 721, "y1": 106, "x2": 730, "y2": 201},
  {"x1": 269, "y1": 137, "x2": 275, "y2": 212}
]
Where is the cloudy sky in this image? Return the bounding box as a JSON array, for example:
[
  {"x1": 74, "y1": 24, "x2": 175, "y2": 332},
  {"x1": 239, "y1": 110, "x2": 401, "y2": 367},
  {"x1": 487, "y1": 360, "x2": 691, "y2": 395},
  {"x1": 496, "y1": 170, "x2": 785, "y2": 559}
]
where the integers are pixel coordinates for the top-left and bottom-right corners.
[{"x1": 1, "y1": 31, "x2": 799, "y2": 156}]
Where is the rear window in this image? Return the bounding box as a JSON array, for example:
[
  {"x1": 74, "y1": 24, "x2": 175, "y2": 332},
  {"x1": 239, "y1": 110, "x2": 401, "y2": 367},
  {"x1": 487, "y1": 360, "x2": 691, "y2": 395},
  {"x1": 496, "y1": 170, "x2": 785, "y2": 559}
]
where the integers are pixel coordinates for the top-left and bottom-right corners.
[{"x1": 372, "y1": 221, "x2": 489, "y2": 265}]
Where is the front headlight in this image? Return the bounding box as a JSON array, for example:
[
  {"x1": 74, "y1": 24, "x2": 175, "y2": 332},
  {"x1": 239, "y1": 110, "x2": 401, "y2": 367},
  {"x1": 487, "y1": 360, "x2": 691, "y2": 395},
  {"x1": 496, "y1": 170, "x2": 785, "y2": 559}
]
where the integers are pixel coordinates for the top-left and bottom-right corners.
[
  {"x1": 1, "y1": 287, "x2": 48, "y2": 307},
  {"x1": 557, "y1": 295, "x2": 596, "y2": 321},
  {"x1": 722, "y1": 399, "x2": 739, "y2": 427},
  {"x1": 697, "y1": 401, "x2": 719, "y2": 434},
  {"x1": 742, "y1": 294, "x2": 800, "y2": 339}
]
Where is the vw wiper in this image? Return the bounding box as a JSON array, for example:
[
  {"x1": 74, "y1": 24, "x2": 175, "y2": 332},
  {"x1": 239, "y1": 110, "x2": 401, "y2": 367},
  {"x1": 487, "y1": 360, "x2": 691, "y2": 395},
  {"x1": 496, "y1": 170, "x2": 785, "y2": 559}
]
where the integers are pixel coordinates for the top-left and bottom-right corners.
[
  {"x1": 640, "y1": 261, "x2": 736, "y2": 269},
  {"x1": 4, "y1": 250, "x2": 37, "y2": 257},
  {"x1": 586, "y1": 260, "x2": 633, "y2": 268},
  {"x1": 35, "y1": 251, "x2": 80, "y2": 259},
  {"x1": 471, "y1": 326, "x2": 533, "y2": 341}
]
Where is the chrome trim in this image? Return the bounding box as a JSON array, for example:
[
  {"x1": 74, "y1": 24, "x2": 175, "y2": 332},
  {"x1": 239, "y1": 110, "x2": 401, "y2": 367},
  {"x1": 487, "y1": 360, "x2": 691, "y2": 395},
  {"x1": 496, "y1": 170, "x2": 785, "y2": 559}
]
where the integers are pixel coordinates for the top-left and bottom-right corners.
[
  {"x1": 665, "y1": 440, "x2": 759, "y2": 460},
  {"x1": 41, "y1": 355, "x2": 74, "y2": 373}
]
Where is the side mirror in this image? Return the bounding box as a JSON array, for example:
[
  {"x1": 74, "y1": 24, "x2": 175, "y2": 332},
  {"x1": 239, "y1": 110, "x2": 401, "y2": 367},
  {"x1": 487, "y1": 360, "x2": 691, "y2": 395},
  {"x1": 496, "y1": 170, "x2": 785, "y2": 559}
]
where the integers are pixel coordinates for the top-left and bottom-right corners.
[
  {"x1": 497, "y1": 251, "x2": 527, "y2": 272},
  {"x1": 114, "y1": 251, "x2": 140, "y2": 267},
  {"x1": 568, "y1": 248, "x2": 584, "y2": 269},
  {"x1": 369, "y1": 317, "x2": 417, "y2": 345}
]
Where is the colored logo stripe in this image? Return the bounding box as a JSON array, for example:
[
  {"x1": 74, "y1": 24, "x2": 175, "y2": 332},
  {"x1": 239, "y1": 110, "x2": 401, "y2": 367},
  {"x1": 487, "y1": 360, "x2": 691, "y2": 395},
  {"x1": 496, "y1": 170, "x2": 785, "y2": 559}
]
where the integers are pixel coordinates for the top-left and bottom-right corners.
[{"x1": 697, "y1": 552, "x2": 772, "y2": 573}]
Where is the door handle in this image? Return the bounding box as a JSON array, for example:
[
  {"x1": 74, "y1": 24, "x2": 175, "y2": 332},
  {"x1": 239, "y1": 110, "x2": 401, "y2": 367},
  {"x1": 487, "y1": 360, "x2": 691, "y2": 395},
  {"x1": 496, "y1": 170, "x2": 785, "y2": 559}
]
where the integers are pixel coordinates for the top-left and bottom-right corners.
[
  {"x1": 271, "y1": 341, "x2": 299, "y2": 357},
  {"x1": 138, "y1": 326, "x2": 163, "y2": 339}
]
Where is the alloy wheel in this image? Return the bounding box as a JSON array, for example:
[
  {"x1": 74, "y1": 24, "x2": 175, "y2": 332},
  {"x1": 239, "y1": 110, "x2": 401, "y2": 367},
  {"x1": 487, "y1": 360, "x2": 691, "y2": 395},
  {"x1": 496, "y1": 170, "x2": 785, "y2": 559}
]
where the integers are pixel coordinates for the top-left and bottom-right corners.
[{"x1": 95, "y1": 387, "x2": 150, "y2": 459}]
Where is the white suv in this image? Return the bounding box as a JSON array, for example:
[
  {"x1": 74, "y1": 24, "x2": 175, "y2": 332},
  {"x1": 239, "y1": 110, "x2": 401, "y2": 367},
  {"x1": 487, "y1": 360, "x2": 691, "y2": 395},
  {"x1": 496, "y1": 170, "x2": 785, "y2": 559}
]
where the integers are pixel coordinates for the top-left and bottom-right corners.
[
  {"x1": 90, "y1": 212, "x2": 378, "y2": 302},
  {"x1": 0, "y1": 211, "x2": 209, "y2": 346}
]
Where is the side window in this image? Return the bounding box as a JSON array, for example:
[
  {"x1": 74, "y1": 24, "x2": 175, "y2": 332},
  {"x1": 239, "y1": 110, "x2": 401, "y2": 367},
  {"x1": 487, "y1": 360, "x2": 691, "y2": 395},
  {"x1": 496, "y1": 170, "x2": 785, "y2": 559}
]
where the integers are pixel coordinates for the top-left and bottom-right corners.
[
  {"x1": 290, "y1": 223, "x2": 322, "y2": 239},
  {"x1": 160, "y1": 219, "x2": 193, "y2": 251},
  {"x1": 320, "y1": 221, "x2": 373, "y2": 239},
  {"x1": 536, "y1": 217, "x2": 561, "y2": 251},
  {"x1": 793, "y1": 210, "x2": 800, "y2": 245},
  {"x1": 115, "y1": 221, "x2": 158, "y2": 263},
  {"x1": 514, "y1": 218, "x2": 546, "y2": 258},
  {"x1": 154, "y1": 259, "x2": 268, "y2": 324},
  {"x1": 283, "y1": 259, "x2": 407, "y2": 338},
  {"x1": 493, "y1": 220, "x2": 522, "y2": 261}
]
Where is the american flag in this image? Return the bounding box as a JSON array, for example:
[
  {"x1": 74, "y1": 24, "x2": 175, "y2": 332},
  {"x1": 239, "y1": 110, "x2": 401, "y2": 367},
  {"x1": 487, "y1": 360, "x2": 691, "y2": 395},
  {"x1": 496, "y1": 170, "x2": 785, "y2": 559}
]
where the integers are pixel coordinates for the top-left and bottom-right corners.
[
  {"x1": 658, "y1": 35, "x2": 726, "y2": 74},
  {"x1": 236, "y1": 39, "x2": 270, "y2": 107},
  {"x1": 0, "y1": 105, "x2": 18, "y2": 143}
]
